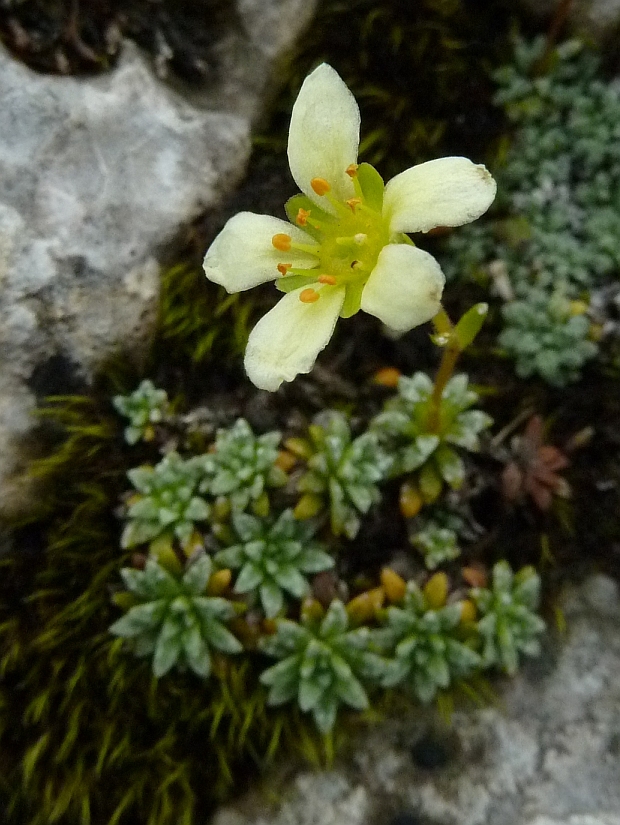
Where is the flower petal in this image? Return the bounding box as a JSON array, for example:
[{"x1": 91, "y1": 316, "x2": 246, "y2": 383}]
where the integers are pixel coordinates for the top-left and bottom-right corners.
[
  {"x1": 203, "y1": 212, "x2": 317, "y2": 293},
  {"x1": 384, "y1": 157, "x2": 497, "y2": 234},
  {"x1": 288, "y1": 63, "x2": 359, "y2": 207},
  {"x1": 244, "y1": 284, "x2": 345, "y2": 391},
  {"x1": 361, "y1": 244, "x2": 445, "y2": 333}
]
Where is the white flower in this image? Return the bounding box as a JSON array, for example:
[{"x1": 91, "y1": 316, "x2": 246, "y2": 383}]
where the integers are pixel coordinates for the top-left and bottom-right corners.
[{"x1": 203, "y1": 63, "x2": 496, "y2": 391}]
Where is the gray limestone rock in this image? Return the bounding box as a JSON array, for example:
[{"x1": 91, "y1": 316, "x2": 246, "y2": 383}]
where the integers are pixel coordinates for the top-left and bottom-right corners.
[
  {"x1": 210, "y1": 574, "x2": 620, "y2": 825},
  {"x1": 0, "y1": 0, "x2": 317, "y2": 520}
]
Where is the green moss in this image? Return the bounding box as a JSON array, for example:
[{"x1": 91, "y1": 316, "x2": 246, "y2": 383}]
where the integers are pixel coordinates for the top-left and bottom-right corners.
[
  {"x1": 0, "y1": 397, "x2": 329, "y2": 825},
  {"x1": 154, "y1": 261, "x2": 259, "y2": 369}
]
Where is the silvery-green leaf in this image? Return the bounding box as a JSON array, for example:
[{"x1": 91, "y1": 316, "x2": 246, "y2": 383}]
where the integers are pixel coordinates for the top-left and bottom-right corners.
[
  {"x1": 498, "y1": 620, "x2": 519, "y2": 675},
  {"x1": 183, "y1": 624, "x2": 211, "y2": 677},
  {"x1": 133, "y1": 632, "x2": 158, "y2": 658},
  {"x1": 127, "y1": 498, "x2": 160, "y2": 521},
  {"x1": 121, "y1": 519, "x2": 160, "y2": 549},
  {"x1": 381, "y1": 656, "x2": 411, "y2": 688},
  {"x1": 205, "y1": 620, "x2": 243, "y2": 654},
  {"x1": 158, "y1": 507, "x2": 179, "y2": 527},
  {"x1": 400, "y1": 435, "x2": 440, "y2": 472},
  {"x1": 174, "y1": 520, "x2": 194, "y2": 547},
  {"x1": 210, "y1": 470, "x2": 238, "y2": 495},
  {"x1": 434, "y1": 444, "x2": 466, "y2": 488},
  {"x1": 446, "y1": 639, "x2": 481, "y2": 674},
  {"x1": 244, "y1": 540, "x2": 266, "y2": 562},
  {"x1": 399, "y1": 372, "x2": 434, "y2": 403},
  {"x1": 335, "y1": 674, "x2": 369, "y2": 710},
  {"x1": 232, "y1": 512, "x2": 260, "y2": 542},
  {"x1": 260, "y1": 581, "x2": 285, "y2": 618},
  {"x1": 493, "y1": 561, "x2": 514, "y2": 593},
  {"x1": 447, "y1": 411, "x2": 492, "y2": 449},
  {"x1": 427, "y1": 653, "x2": 451, "y2": 688},
  {"x1": 119, "y1": 566, "x2": 151, "y2": 598},
  {"x1": 234, "y1": 563, "x2": 263, "y2": 594},
  {"x1": 110, "y1": 600, "x2": 166, "y2": 637},
  {"x1": 266, "y1": 676, "x2": 299, "y2": 706},
  {"x1": 142, "y1": 560, "x2": 181, "y2": 598},
  {"x1": 414, "y1": 671, "x2": 438, "y2": 703},
  {"x1": 124, "y1": 426, "x2": 142, "y2": 445},
  {"x1": 312, "y1": 697, "x2": 338, "y2": 733},
  {"x1": 259, "y1": 654, "x2": 300, "y2": 687},
  {"x1": 214, "y1": 545, "x2": 245, "y2": 569},
  {"x1": 342, "y1": 511, "x2": 361, "y2": 541},
  {"x1": 261, "y1": 620, "x2": 308, "y2": 656},
  {"x1": 299, "y1": 548, "x2": 334, "y2": 574},
  {"x1": 274, "y1": 566, "x2": 308, "y2": 599},
  {"x1": 184, "y1": 497, "x2": 210, "y2": 521},
  {"x1": 269, "y1": 466, "x2": 288, "y2": 487},
  {"x1": 396, "y1": 636, "x2": 418, "y2": 659},
  {"x1": 153, "y1": 618, "x2": 182, "y2": 677},
  {"x1": 128, "y1": 466, "x2": 155, "y2": 491},
  {"x1": 182, "y1": 554, "x2": 212, "y2": 594},
  {"x1": 438, "y1": 603, "x2": 462, "y2": 630},
  {"x1": 442, "y1": 373, "x2": 472, "y2": 408},
  {"x1": 345, "y1": 484, "x2": 374, "y2": 513},
  {"x1": 319, "y1": 601, "x2": 348, "y2": 637},
  {"x1": 193, "y1": 596, "x2": 235, "y2": 624},
  {"x1": 299, "y1": 676, "x2": 326, "y2": 712},
  {"x1": 514, "y1": 569, "x2": 541, "y2": 609}
]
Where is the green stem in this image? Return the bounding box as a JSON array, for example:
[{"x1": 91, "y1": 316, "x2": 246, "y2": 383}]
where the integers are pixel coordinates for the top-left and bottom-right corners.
[{"x1": 428, "y1": 309, "x2": 461, "y2": 433}]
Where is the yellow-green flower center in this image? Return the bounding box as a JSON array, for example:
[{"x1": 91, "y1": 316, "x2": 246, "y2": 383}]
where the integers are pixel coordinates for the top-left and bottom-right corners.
[{"x1": 273, "y1": 163, "x2": 393, "y2": 318}]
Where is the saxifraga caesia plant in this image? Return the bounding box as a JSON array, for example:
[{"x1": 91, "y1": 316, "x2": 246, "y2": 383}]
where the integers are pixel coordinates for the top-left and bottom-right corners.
[
  {"x1": 259, "y1": 599, "x2": 386, "y2": 733},
  {"x1": 110, "y1": 554, "x2": 242, "y2": 677},
  {"x1": 295, "y1": 410, "x2": 392, "y2": 539},
  {"x1": 214, "y1": 509, "x2": 334, "y2": 618},
  {"x1": 203, "y1": 62, "x2": 496, "y2": 391},
  {"x1": 108, "y1": 352, "x2": 545, "y2": 732}
]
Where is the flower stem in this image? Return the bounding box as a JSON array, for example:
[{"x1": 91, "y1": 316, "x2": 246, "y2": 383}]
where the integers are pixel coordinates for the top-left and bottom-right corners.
[{"x1": 428, "y1": 308, "x2": 461, "y2": 433}]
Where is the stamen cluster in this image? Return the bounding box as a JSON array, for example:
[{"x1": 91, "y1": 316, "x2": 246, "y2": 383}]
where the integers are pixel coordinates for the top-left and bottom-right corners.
[{"x1": 272, "y1": 165, "x2": 391, "y2": 315}]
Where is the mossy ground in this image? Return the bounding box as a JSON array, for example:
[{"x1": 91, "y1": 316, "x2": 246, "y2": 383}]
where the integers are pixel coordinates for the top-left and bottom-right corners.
[{"x1": 2, "y1": 1, "x2": 620, "y2": 824}]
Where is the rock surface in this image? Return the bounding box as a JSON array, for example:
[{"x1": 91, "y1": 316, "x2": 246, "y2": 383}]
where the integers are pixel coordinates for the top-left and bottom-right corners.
[
  {"x1": 0, "y1": 0, "x2": 317, "y2": 520},
  {"x1": 516, "y1": 0, "x2": 620, "y2": 45},
  {"x1": 210, "y1": 573, "x2": 620, "y2": 825}
]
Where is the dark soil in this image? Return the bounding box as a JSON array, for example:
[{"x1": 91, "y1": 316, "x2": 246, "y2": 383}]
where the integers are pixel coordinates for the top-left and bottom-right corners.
[{"x1": 0, "y1": 0, "x2": 234, "y2": 78}]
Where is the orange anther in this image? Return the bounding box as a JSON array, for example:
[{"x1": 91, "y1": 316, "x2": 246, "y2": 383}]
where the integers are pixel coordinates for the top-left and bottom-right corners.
[
  {"x1": 296, "y1": 208, "x2": 311, "y2": 226},
  {"x1": 345, "y1": 163, "x2": 359, "y2": 178},
  {"x1": 272, "y1": 233, "x2": 291, "y2": 252},
  {"x1": 318, "y1": 274, "x2": 337, "y2": 285},
  {"x1": 310, "y1": 177, "x2": 331, "y2": 196},
  {"x1": 299, "y1": 288, "x2": 320, "y2": 303},
  {"x1": 277, "y1": 263, "x2": 292, "y2": 276},
  {"x1": 346, "y1": 198, "x2": 362, "y2": 212}
]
